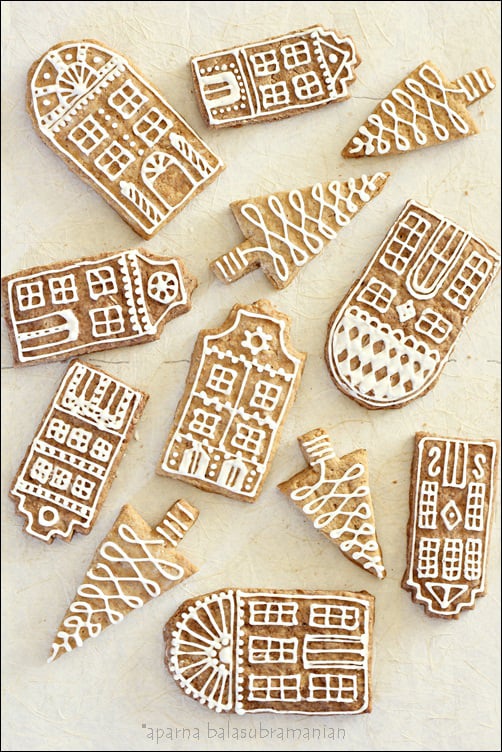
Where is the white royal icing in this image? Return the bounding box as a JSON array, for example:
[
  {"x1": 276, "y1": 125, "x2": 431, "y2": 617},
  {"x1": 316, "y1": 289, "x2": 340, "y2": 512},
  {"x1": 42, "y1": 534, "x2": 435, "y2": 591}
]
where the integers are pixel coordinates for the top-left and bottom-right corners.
[
  {"x1": 404, "y1": 435, "x2": 497, "y2": 617},
  {"x1": 29, "y1": 41, "x2": 223, "y2": 236}
]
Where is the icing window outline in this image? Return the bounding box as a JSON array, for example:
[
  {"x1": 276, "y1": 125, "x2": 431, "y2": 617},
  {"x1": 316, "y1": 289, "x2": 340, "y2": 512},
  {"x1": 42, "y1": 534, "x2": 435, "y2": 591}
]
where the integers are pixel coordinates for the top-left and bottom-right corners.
[
  {"x1": 30, "y1": 456, "x2": 53, "y2": 484},
  {"x1": 207, "y1": 364, "x2": 237, "y2": 395},
  {"x1": 292, "y1": 71, "x2": 323, "y2": 100},
  {"x1": 46, "y1": 418, "x2": 70, "y2": 443},
  {"x1": 248, "y1": 674, "x2": 301, "y2": 702},
  {"x1": 249, "y1": 380, "x2": 282, "y2": 411},
  {"x1": 464, "y1": 538, "x2": 483, "y2": 581},
  {"x1": 89, "y1": 305, "x2": 125, "y2": 337},
  {"x1": 250, "y1": 50, "x2": 280, "y2": 77},
  {"x1": 249, "y1": 600, "x2": 298, "y2": 626},
  {"x1": 95, "y1": 140, "x2": 135, "y2": 180},
  {"x1": 444, "y1": 251, "x2": 492, "y2": 310},
  {"x1": 231, "y1": 423, "x2": 266, "y2": 454},
  {"x1": 188, "y1": 408, "x2": 220, "y2": 439},
  {"x1": 71, "y1": 474, "x2": 95, "y2": 501},
  {"x1": 465, "y1": 482, "x2": 485, "y2": 531},
  {"x1": 415, "y1": 308, "x2": 453, "y2": 343},
  {"x1": 417, "y1": 537, "x2": 440, "y2": 578},
  {"x1": 309, "y1": 604, "x2": 359, "y2": 630},
  {"x1": 442, "y1": 538, "x2": 463, "y2": 581},
  {"x1": 108, "y1": 79, "x2": 148, "y2": 119},
  {"x1": 68, "y1": 114, "x2": 108, "y2": 155},
  {"x1": 48, "y1": 274, "x2": 78, "y2": 305},
  {"x1": 418, "y1": 480, "x2": 438, "y2": 529},
  {"x1": 356, "y1": 276, "x2": 397, "y2": 313},
  {"x1": 133, "y1": 107, "x2": 173, "y2": 147},
  {"x1": 307, "y1": 673, "x2": 358, "y2": 703},
  {"x1": 248, "y1": 636, "x2": 298, "y2": 663},
  {"x1": 49, "y1": 466, "x2": 72, "y2": 491},
  {"x1": 86, "y1": 267, "x2": 118, "y2": 300},
  {"x1": 16, "y1": 280, "x2": 45, "y2": 311},
  {"x1": 259, "y1": 81, "x2": 290, "y2": 109},
  {"x1": 281, "y1": 41, "x2": 311, "y2": 69},
  {"x1": 381, "y1": 212, "x2": 431, "y2": 274}
]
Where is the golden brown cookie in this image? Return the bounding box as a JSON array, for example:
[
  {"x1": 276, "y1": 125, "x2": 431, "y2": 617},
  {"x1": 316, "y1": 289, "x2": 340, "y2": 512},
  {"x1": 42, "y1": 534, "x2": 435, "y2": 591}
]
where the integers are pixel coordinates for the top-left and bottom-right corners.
[
  {"x1": 278, "y1": 428, "x2": 386, "y2": 579},
  {"x1": 2, "y1": 248, "x2": 197, "y2": 366},
  {"x1": 211, "y1": 173, "x2": 389, "y2": 289},
  {"x1": 49, "y1": 499, "x2": 199, "y2": 661},
  {"x1": 343, "y1": 61, "x2": 496, "y2": 158},
  {"x1": 164, "y1": 588, "x2": 374, "y2": 714},
  {"x1": 325, "y1": 200, "x2": 500, "y2": 409},
  {"x1": 27, "y1": 40, "x2": 224, "y2": 237},
  {"x1": 9, "y1": 359, "x2": 148, "y2": 543},
  {"x1": 191, "y1": 25, "x2": 360, "y2": 128},
  {"x1": 157, "y1": 299, "x2": 305, "y2": 502},
  {"x1": 402, "y1": 433, "x2": 499, "y2": 619}
]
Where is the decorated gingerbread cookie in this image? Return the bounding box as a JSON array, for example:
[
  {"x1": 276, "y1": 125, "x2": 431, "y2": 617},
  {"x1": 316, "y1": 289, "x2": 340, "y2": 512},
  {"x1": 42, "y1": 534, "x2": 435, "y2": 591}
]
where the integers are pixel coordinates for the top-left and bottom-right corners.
[
  {"x1": 2, "y1": 249, "x2": 196, "y2": 366},
  {"x1": 27, "y1": 40, "x2": 224, "y2": 238},
  {"x1": 9, "y1": 360, "x2": 147, "y2": 543},
  {"x1": 164, "y1": 588, "x2": 374, "y2": 714},
  {"x1": 157, "y1": 299, "x2": 305, "y2": 502},
  {"x1": 343, "y1": 60, "x2": 496, "y2": 158},
  {"x1": 49, "y1": 499, "x2": 199, "y2": 661},
  {"x1": 211, "y1": 173, "x2": 389, "y2": 289},
  {"x1": 191, "y1": 25, "x2": 360, "y2": 128},
  {"x1": 402, "y1": 433, "x2": 499, "y2": 619},
  {"x1": 278, "y1": 429, "x2": 386, "y2": 579},
  {"x1": 325, "y1": 200, "x2": 500, "y2": 409}
]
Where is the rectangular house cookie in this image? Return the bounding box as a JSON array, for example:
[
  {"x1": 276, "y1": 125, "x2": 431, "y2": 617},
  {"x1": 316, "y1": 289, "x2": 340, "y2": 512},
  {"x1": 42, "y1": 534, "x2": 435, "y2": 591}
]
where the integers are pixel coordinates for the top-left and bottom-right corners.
[
  {"x1": 27, "y1": 40, "x2": 224, "y2": 238},
  {"x1": 2, "y1": 248, "x2": 196, "y2": 366},
  {"x1": 9, "y1": 359, "x2": 148, "y2": 543},
  {"x1": 325, "y1": 200, "x2": 500, "y2": 409},
  {"x1": 2, "y1": 249, "x2": 196, "y2": 366},
  {"x1": 165, "y1": 588, "x2": 374, "y2": 714},
  {"x1": 191, "y1": 25, "x2": 360, "y2": 128},
  {"x1": 402, "y1": 433, "x2": 499, "y2": 618},
  {"x1": 157, "y1": 299, "x2": 305, "y2": 502}
]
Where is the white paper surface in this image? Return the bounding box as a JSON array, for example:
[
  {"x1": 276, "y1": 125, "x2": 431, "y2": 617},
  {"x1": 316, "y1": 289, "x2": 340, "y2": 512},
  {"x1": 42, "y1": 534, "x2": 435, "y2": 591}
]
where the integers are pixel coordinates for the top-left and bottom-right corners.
[{"x1": 1, "y1": 1, "x2": 500, "y2": 750}]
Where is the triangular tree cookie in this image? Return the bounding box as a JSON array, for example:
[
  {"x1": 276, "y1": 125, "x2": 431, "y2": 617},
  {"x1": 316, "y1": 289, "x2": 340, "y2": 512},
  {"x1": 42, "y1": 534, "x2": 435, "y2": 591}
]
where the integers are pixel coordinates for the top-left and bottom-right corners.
[
  {"x1": 278, "y1": 428, "x2": 386, "y2": 579},
  {"x1": 343, "y1": 61, "x2": 495, "y2": 158},
  {"x1": 49, "y1": 500, "x2": 199, "y2": 661},
  {"x1": 211, "y1": 173, "x2": 389, "y2": 289}
]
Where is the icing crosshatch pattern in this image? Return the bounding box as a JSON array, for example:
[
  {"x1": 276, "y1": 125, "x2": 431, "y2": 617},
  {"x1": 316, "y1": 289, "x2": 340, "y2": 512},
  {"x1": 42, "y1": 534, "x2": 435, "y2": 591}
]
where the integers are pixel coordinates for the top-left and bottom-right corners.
[
  {"x1": 165, "y1": 589, "x2": 374, "y2": 715},
  {"x1": 191, "y1": 25, "x2": 360, "y2": 127},
  {"x1": 326, "y1": 200, "x2": 501, "y2": 409},
  {"x1": 402, "y1": 434, "x2": 498, "y2": 618},
  {"x1": 27, "y1": 40, "x2": 224, "y2": 238},
  {"x1": 2, "y1": 249, "x2": 196, "y2": 365},
  {"x1": 9, "y1": 360, "x2": 147, "y2": 543}
]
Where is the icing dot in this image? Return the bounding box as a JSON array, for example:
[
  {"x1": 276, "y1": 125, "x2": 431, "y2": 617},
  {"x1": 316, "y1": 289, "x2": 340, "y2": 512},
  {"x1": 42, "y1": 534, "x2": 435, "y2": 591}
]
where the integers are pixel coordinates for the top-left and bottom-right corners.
[
  {"x1": 225, "y1": 107, "x2": 231, "y2": 112},
  {"x1": 65, "y1": 53, "x2": 72, "y2": 61},
  {"x1": 130, "y1": 141, "x2": 136, "y2": 147},
  {"x1": 169, "y1": 459, "x2": 177, "y2": 466},
  {"x1": 233, "y1": 105, "x2": 239, "y2": 110},
  {"x1": 105, "y1": 114, "x2": 111, "y2": 121},
  {"x1": 230, "y1": 62, "x2": 236, "y2": 68},
  {"x1": 93, "y1": 56, "x2": 102, "y2": 63},
  {"x1": 221, "y1": 64, "x2": 227, "y2": 71},
  {"x1": 172, "y1": 452, "x2": 178, "y2": 458},
  {"x1": 208, "y1": 471, "x2": 215, "y2": 477},
  {"x1": 199, "y1": 67, "x2": 205, "y2": 74},
  {"x1": 138, "y1": 149, "x2": 144, "y2": 156},
  {"x1": 43, "y1": 72, "x2": 50, "y2": 80},
  {"x1": 207, "y1": 67, "x2": 212, "y2": 73},
  {"x1": 38, "y1": 506, "x2": 59, "y2": 526},
  {"x1": 98, "y1": 108, "x2": 105, "y2": 114},
  {"x1": 219, "y1": 108, "x2": 225, "y2": 113},
  {"x1": 43, "y1": 99, "x2": 50, "y2": 106},
  {"x1": 214, "y1": 65, "x2": 220, "y2": 71},
  {"x1": 329, "y1": 53, "x2": 338, "y2": 63},
  {"x1": 123, "y1": 134, "x2": 129, "y2": 140},
  {"x1": 112, "y1": 122, "x2": 118, "y2": 129},
  {"x1": 213, "y1": 455, "x2": 220, "y2": 461},
  {"x1": 240, "y1": 103, "x2": 246, "y2": 109}
]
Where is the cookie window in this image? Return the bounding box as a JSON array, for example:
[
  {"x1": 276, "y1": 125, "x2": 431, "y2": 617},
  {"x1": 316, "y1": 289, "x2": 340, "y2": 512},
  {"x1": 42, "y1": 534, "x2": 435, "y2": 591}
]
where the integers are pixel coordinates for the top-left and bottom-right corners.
[
  {"x1": 16, "y1": 281, "x2": 45, "y2": 311},
  {"x1": 281, "y1": 41, "x2": 311, "y2": 69},
  {"x1": 381, "y1": 212, "x2": 431, "y2": 274},
  {"x1": 49, "y1": 467, "x2": 72, "y2": 491},
  {"x1": 69, "y1": 115, "x2": 108, "y2": 155},
  {"x1": 259, "y1": 81, "x2": 290, "y2": 109},
  {"x1": 231, "y1": 423, "x2": 265, "y2": 454},
  {"x1": 418, "y1": 480, "x2": 438, "y2": 529},
  {"x1": 465, "y1": 482, "x2": 485, "y2": 531},
  {"x1": 67, "y1": 427, "x2": 93, "y2": 453},
  {"x1": 444, "y1": 251, "x2": 492, "y2": 310},
  {"x1": 49, "y1": 274, "x2": 78, "y2": 305},
  {"x1": 95, "y1": 140, "x2": 135, "y2": 180},
  {"x1": 71, "y1": 474, "x2": 95, "y2": 501},
  {"x1": 89, "y1": 305, "x2": 125, "y2": 337},
  {"x1": 309, "y1": 604, "x2": 359, "y2": 630},
  {"x1": 250, "y1": 50, "x2": 279, "y2": 77},
  {"x1": 308, "y1": 674, "x2": 357, "y2": 703},
  {"x1": 108, "y1": 79, "x2": 148, "y2": 119},
  {"x1": 292, "y1": 71, "x2": 323, "y2": 100},
  {"x1": 464, "y1": 538, "x2": 483, "y2": 581},
  {"x1": 207, "y1": 365, "x2": 236, "y2": 395},
  {"x1": 248, "y1": 675, "x2": 300, "y2": 702},
  {"x1": 249, "y1": 600, "x2": 298, "y2": 626},
  {"x1": 415, "y1": 308, "x2": 453, "y2": 344},
  {"x1": 250, "y1": 380, "x2": 281, "y2": 411},
  {"x1": 133, "y1": 107, "x2": 173, "y2": 146},
  {"x1": 356, "y1": 276, "x2": 397, "y2": 313},
  {"x1": 188, "y1": 408, "x2": 220, "y2": 439},
  {"x1": 442, "y1": 539, "x2": 463, "y2": 581},
  {"x1": 417, "y1": 537, "x2": 440, "y2": 578},
  {"x1": 248, "y1": 636, "x2": 298, "y2": 663},
  {"x1": 86, "y1": 266, "x2": 118, "y2": 300}
]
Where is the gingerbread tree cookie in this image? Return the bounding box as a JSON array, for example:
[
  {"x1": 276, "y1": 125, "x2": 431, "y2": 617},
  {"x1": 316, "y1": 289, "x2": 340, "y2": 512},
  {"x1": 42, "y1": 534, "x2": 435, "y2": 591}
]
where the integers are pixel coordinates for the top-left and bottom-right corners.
[
  {"x1": 49, "y1": 500, "x2": 199, "y2": 661},
  {"x1": 343, "y1": 61, "x2": 496, "y2": 158},
  {"x1": 211, "y1": 173, "x2": 389, "y2": 289},
  {"x1": 279, "y1": 429, "x2": 385, "y2": 579}
]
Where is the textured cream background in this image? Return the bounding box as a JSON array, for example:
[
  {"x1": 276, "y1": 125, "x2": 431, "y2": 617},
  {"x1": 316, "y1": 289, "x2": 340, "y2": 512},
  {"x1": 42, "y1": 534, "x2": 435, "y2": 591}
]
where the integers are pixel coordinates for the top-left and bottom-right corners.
[{"x1": 1, "y1": 1, "x2": 500, "y2": 750}]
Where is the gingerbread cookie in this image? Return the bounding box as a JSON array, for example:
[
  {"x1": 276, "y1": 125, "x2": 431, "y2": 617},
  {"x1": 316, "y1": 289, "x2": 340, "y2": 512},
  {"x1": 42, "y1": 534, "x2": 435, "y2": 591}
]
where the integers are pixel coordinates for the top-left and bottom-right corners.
[
  {"x1": 325, "y1": 200, "x2": 500, "y2": 409},
  {"x1": 9, "y1": 360, "x2": 147, "y2": 543},
  {"x1": 49, "y1": 499, "x2": 199, "y2": 661},
  {"x1": 2, "y1": 249, "x2": 197, "y2": 366},
  {"x1": 27, "y1": 40, "x2": 224, "y2": 238},
  {"x1": 191, "y1": 25, "x2": 360, "y2": 128},
  {"x1": 164, "y1": 588, "x2": 374, "y2": 714},
  {"x1": 211, "y1": 173, "x2": 389, "y2": 289},
  {"x1": 158, "y1": 299, "x2": 305, "y2": 502},
  {"x1": 402, "y1": 433, "x2": 499, "y2": 619},
  {"x1": 343, "y1": 61, "x2": 496, "y2": 158},
  {"x1": 278, "y1": 429, "x2": 385, "y2": 579}
]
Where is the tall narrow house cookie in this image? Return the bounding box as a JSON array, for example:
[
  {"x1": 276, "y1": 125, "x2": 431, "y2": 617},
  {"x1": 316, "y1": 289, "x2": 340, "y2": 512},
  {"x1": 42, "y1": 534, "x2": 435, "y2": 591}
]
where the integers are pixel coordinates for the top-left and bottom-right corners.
[
  {"x1": 158, "y1": 300, "x2": 305, "y2": 502},
  {"x1": 325, "y1": 200, "x2": 500, "y2": 409},
  {"x1": 402, "y1": 433, "x2": 499, "y2": 618},
  {"x1": 49, "y1": 499, "x2": 199, "y2": 661},
  {"x1": 278, "y1": 429, "x2": 385, "y2": 579},
  {"x1": 27, "y1": 40, "x2": 224, "y2": 238},
  {"x1": 9, "y1": 360, "x2": 147, "y2": 543},
  {"x1": 2, "y1": 249, "x2": 197, "y2": 366},
  {"x1": 343, "y1": 61, "x2": 496, "y2": 158},
  {"x1": 164, "y1": 588, "x2": 374, "y2": 714},
  {"x1": 211, "y1": 173, "x2": 389, "y2": 289},
  {"x1": 191, "y1": 25, "x2": 360, "y2": 128}
]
